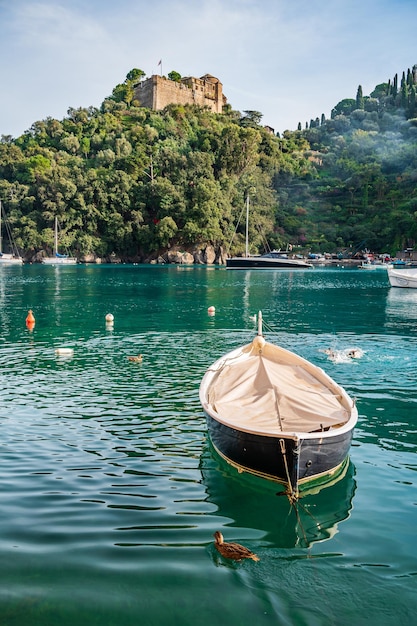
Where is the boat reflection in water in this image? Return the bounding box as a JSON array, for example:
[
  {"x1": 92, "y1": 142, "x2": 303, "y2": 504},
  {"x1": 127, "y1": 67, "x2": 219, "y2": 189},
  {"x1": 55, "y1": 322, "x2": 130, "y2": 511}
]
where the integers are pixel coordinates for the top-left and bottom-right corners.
[
  {"x1": 200, "y1": 442, "x2": 356, "y2": 549},
  {"x1": 385, "y1": 286, "x2": 417, "y2": 322}
]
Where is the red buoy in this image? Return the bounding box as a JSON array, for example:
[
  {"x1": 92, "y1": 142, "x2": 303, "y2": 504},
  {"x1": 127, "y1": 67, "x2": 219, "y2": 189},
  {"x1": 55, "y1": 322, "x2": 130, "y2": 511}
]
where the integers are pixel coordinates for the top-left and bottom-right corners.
[{"x1": 26, "y1": 309, "x2": 35, "y2": 329}]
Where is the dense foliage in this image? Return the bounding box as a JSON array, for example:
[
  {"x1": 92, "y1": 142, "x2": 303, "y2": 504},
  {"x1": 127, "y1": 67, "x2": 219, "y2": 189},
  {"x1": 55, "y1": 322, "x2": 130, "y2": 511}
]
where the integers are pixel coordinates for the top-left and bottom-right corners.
[
  {"x1": 288, "y1": 67, "x2": 417, "y2": 255},
  {"x1": 1, "y1": 65, "x2": 417, "y2": 261}
]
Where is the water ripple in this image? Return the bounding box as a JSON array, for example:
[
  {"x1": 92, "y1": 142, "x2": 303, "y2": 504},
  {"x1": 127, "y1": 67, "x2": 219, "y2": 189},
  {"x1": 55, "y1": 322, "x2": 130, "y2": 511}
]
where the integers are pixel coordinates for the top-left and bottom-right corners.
[{"x1": 1, "y1": 266, "x2": 417, "y2": 625}]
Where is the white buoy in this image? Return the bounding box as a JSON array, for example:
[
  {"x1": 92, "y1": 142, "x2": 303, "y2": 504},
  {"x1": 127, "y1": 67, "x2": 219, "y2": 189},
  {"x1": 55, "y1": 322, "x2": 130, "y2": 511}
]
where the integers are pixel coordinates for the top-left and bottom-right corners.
[
  {"x1": 207, "y1": 306, "x2": 215, "y2": 315},
  {"x1": 55, "y1": 348, "x2": 74, "y2": 356},
  {"x1": 105, "y1": 313, "x2": 114, "y2": 323}
]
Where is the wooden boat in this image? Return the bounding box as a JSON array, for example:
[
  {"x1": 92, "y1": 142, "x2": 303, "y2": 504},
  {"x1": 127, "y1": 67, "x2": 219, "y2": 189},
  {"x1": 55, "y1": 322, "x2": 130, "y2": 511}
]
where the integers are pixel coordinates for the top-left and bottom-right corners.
[
  {"x1": 199, "y1": 312, "x2": 358, "y2": 498},
  {"x1": 387, "y1": 266, "x2": 417, "y2": 289},
  {"x1": 42, "y1": 217, "x2": 77, "y2": 265}
]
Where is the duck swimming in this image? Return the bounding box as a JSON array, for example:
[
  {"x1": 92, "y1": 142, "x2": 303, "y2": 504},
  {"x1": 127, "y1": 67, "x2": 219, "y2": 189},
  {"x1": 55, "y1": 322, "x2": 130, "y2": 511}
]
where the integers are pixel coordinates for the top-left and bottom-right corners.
[
  {"x1": 127, "y1": 354, "x2": 143, "y2": 363},
  {"x1": 323, "y1": 347, "x2": 364, "y2": 362},
  {"x1": 213, "y1": 531, "x2": 259, "y2": 562}
]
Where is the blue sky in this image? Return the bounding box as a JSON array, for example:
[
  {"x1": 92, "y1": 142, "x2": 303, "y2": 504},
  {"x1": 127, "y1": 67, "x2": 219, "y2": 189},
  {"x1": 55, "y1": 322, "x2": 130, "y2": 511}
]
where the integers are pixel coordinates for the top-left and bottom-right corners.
[{"x1": 1, "y1": 0, "x2": 416, "y2": 138}]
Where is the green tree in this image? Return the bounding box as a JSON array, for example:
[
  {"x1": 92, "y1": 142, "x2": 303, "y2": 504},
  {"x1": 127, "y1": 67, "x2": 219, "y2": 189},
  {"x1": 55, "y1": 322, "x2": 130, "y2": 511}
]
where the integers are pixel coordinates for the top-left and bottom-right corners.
[
  {"x1": 370, "y1": 83, "x2": 389, "y2": 99},
  {"x1": 409, "y1": 85, "x2": 416, "y2": 117},
  {"x1": 155, "y1": 216, "x2": 178, "y2": 247},
  {"x1": 393, "y1": 73, "x2": 398, "y2": 97},
  {"x1": 331, "y1": 99, "x2": 356, "y2": 117},
  {"x1": 126, "y1": 68, "x2": 145, "y2": 84},
  {"x1": 401, "y1": 81, "x2": 409, "y2": 109},
  {"x1": 240, "y1": 111, "x2": 263, "y2": 127},
  {"x1": 356, "y1": 85, "x2": 364, "y2": 110},
  {"x1": 168, "y1": 71, "x2": 181, "y2": 82}
]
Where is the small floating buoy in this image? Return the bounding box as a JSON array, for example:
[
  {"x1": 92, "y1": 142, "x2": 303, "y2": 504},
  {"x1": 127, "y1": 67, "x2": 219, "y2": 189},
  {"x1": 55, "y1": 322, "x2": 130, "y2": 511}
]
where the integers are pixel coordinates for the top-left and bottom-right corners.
[
  {"x1": 105, "y1": 313, "x2": 114, "y2": 324},
  {"x1": 55, "y1": 348, "x2": 74, "y2": 356},
  {"x1": 26, "y1": 309, "x2": 35, "y2": 330},
  {"x1": 208, "y1": 306, "x2": 215, "y2": 316},
  {"x1": 127, "y1": 354, "x2": 143, "y2": 363}
]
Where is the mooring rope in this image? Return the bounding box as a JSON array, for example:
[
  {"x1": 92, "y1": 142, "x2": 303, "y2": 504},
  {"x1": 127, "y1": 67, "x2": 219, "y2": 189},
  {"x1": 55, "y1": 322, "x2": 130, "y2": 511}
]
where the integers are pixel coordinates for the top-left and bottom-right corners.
[{"x1": 279, "y1": 438, "x2": 299, "y2": 503}]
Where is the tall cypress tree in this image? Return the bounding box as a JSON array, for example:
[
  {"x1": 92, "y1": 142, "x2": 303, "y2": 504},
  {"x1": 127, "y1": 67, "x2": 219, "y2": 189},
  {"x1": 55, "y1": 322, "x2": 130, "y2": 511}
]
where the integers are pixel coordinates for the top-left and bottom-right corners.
[
  {"x1": 393, "y1": 73, "x2": 398, "y2": 97},
  {"x1": 401, "y1": 81, "x2": 408, "y2": 109},
  {"x1": 409, "y1": 84, "x2": 416, "y2": 118},
  {"x1": 356, "y1": 85, "x2": 364, "y2": 110},
  {"x1": 407, "y1": 68, "x2": 412, "y2": 86}
]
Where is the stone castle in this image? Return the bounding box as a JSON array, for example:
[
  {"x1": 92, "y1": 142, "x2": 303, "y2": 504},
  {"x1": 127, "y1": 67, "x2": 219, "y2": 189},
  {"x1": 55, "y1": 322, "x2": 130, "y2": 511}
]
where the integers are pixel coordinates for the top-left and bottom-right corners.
[{"x1": 134, "y1": 73, "x2": 227, "y2": 114}]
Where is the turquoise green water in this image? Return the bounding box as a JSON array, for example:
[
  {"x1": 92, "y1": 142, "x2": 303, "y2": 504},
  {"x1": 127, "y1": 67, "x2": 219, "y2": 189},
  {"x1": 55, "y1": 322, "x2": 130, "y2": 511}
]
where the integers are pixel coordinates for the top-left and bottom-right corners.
[{"x1": 0, "y1": 264, "x2": 416, "y2": 626}]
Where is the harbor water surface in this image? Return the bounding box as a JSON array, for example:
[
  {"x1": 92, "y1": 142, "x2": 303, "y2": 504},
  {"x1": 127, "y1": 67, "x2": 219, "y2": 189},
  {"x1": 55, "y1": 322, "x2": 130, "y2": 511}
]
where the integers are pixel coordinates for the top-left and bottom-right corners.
[{"x1": 0, "y1": 264, "x2": 416, "y2": 625}]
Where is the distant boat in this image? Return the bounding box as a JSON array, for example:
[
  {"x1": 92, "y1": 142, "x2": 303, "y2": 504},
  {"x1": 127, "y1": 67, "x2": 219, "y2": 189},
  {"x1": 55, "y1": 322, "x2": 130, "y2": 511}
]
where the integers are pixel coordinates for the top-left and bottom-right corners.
[
  {"x1": 0, "y1": 201, "x2": 23, "y2": 265},
  {"x1": 226, "y1": 250, "x2": 314, "y2": 269},
  {"x1": 199, "y1": 311, "x2": 358, "y2": 498},
  {"x1": 226, "y1": 195, "x2": 312, "y2": 270},
  {"x1": 42, "y1": 217, "x2": 77, "y2": 265},
  {"x1": 387, "y1": 266, "x2": 417, "y2": 289},
  {"x1": 358, "y1": 260, "x2": 392, "y2": 270}
]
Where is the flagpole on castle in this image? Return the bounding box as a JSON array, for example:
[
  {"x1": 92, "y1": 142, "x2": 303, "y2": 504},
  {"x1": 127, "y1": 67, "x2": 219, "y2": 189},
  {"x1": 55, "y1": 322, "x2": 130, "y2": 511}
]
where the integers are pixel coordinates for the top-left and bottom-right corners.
[{"x1": 158, "y1": 59, "x2": 162, "y2": 76}]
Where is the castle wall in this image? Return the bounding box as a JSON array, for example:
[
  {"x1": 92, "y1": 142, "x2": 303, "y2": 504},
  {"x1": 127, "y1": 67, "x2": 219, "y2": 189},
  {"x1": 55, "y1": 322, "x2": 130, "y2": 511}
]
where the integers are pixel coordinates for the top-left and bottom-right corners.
[
  {"x1": 134, "y1": 74, "x2": 225, "y2": 114},
  {"x1": 135, "y1": 76, "x2": 158, "y2": 110}
]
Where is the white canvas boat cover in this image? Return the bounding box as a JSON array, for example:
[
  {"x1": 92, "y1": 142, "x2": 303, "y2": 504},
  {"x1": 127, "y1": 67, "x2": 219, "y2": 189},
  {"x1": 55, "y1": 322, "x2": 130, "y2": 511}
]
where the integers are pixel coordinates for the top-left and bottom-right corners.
[{"x1": 207, "y1": 354, "x2": 350, "y2": 434}]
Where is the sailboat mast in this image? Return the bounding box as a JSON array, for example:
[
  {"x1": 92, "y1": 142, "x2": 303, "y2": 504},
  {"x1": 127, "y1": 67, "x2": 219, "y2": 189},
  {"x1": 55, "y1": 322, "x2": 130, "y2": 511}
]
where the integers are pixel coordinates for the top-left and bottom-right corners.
[
  {"x1": 54, "y1": 216, "x2": 58, "y2": 256},
  {"x1": 245, "y1": 193, "x2": 249, "y2": 257}
]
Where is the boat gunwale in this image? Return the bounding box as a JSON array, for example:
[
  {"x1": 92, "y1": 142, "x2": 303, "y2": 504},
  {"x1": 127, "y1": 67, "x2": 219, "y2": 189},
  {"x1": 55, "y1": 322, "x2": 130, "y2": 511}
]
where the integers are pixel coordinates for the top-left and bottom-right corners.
[
  {"x1": 202, "y1": 403, "x2": 357, "y2": 441},
  {"x1": 199, "y1": 339, "x2": 358, "y2": 440}
]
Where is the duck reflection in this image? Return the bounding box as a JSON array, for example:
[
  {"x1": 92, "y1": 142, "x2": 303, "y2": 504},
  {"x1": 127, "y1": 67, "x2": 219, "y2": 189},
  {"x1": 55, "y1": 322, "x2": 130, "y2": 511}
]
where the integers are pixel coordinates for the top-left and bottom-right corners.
[{"x1": 199, "y1": 442, "x2": 356, "y2": 549}]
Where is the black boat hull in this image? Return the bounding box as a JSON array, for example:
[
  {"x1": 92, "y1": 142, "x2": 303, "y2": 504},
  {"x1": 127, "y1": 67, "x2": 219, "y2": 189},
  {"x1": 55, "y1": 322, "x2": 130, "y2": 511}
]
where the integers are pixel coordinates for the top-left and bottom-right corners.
[
  {"x1": 206, "y1": 414, "x2": 354, "y2": 491},
  {"x1": 226, "y1": 257, "x2": 312, "y2": 269}
]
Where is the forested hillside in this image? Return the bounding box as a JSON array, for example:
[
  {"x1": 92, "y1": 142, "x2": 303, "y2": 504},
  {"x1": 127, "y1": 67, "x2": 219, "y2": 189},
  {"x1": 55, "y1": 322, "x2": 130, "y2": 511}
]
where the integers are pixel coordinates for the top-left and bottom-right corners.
[
  {"x1": 0, "y1": 66, "x2": 416, "y2": 261},
  {"x1": 292, "y1": 67, "x2": 417, "y2": 255}
]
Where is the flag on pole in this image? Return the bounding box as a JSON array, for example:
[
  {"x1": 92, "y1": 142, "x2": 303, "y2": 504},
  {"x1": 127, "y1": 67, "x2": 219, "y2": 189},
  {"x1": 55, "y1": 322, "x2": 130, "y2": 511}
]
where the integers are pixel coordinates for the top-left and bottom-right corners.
[{"x1": 157, "y1": 59, "x2": 161, "y2": 66}]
